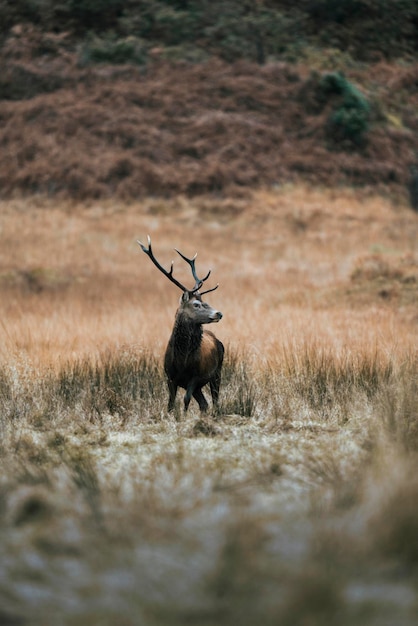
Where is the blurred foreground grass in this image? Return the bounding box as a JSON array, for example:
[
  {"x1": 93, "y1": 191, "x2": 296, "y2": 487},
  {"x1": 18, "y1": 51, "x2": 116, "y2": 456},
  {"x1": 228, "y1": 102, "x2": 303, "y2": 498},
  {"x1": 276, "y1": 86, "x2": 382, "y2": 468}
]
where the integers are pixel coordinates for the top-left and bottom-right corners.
[{"x1": 0, "y1": 345, "x2": 417, "y2": 625}]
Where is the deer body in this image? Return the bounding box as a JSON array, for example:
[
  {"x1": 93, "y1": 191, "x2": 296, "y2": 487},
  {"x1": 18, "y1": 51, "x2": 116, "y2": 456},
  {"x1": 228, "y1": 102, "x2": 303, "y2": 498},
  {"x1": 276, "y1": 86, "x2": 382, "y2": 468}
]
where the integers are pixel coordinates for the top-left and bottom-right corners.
[
  {"x1": 138, "y1": 237, "x2": 224, "y2": 414},
  {"x1": 165, "y1": 297, "x2": 224, "y2": 412}
]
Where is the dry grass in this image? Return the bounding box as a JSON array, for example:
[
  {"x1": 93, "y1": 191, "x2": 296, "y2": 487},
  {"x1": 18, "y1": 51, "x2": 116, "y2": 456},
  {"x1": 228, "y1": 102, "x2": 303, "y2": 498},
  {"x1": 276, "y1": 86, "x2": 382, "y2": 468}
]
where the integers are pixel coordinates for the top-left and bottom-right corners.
[
  {"x1": 0, "y1": 186, "x2": 417, "y2": 625},
  {"x1": 0, "y1": 185, "x2": 417, "y2": 364}
]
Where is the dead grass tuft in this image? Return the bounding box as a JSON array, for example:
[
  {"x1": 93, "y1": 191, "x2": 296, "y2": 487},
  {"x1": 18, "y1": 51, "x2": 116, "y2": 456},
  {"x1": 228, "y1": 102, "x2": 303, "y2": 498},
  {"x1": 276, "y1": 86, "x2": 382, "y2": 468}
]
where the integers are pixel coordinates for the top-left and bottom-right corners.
[{"x1": 377, "y1": 356, "x2": 418, "y2": 452}]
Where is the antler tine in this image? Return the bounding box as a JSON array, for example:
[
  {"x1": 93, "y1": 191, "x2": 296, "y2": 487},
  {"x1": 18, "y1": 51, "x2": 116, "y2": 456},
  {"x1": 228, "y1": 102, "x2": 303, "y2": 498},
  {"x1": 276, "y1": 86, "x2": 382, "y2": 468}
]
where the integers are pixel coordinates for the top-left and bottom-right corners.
[
  {"x1": 137, "y1": 236, "x2": 188, "y2": 292},
  {"x1": 200, "y1": 283, "x2": 219, "y2": 296},
  {"x1": 175, "y1": 248, "x2": 212, "y2": 293}
]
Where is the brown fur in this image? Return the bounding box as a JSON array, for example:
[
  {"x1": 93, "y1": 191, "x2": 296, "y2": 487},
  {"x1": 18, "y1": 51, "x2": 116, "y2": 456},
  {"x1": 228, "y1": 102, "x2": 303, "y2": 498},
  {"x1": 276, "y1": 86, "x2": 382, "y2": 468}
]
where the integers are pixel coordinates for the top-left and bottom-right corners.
[{"x1": 199, "y1": 331, "x2": 219, "y2": 377}]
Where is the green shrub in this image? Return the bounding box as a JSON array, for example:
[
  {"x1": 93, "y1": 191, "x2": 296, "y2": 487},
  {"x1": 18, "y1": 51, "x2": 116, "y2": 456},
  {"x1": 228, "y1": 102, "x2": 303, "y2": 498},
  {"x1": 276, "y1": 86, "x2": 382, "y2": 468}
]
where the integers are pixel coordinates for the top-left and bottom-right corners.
[
  {"x1": 80, "y1": 34, "x2": 147, "y2": 65},
  {"x1": 321, "y1": 71, "x2": 370, "y2": 147},
  {"x1": 151, "y1": 6, "x2": 200, "y2": 46},
  {"x1": 202, "y1": 4, "x2": 298, "y2": 63}
]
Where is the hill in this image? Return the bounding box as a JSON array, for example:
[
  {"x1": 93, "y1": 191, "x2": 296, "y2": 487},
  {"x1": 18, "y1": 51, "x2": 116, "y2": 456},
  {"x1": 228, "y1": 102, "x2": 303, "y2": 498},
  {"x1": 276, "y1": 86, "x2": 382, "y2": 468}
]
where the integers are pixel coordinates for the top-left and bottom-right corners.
[{"x1": 0, "y1": 1, "x2": 418, "y2": 199}]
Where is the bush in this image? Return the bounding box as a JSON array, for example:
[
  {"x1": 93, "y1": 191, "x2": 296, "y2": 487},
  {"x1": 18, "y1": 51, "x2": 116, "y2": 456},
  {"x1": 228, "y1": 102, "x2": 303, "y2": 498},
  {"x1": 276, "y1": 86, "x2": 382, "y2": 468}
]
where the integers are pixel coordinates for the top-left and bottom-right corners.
[
  {"x1": 321, "y1": 72, "x2": 370, "y2": 147},
  {"x1": 202, "y1": 3, "x2": 299, "y2": 63},
  {"x1": 80, "y1": 34, "x2": 147, "y2": 65},
  {"x1": 149, "y1": 6, "x2": 200, "y2": 46}
]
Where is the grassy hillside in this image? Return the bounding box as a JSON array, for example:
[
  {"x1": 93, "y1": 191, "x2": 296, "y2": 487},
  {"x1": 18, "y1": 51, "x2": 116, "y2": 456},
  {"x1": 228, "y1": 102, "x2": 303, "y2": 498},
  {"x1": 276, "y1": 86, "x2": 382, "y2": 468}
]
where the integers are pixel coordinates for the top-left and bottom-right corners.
[
  {"x1": 0, "y1": 2, "x2": 418, "y2": 199},
  {"x1": 1, "y1": 55, "x2": 418, "y2": 199}
]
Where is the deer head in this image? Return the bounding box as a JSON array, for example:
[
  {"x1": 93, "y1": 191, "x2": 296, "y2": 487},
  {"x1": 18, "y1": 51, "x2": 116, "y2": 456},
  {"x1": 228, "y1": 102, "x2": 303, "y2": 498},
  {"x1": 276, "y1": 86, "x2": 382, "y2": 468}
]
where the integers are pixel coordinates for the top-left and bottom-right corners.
[{"x1": 137, "y1": 236, "x2": 222, "y2": 324}]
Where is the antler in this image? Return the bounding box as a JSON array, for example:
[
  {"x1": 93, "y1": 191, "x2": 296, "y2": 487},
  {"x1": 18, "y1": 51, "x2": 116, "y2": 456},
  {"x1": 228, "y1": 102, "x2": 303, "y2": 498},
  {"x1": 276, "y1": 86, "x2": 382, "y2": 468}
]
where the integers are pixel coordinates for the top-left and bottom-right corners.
[
  {"x1": 175, "y1": 248, "x2": 219, "y2": 295},
  {"x1": 137, "y1": 236, "x2": 189, "y2": 292},
  {"x1": 138, "y1": 236, "x2": 219, "y2": 295}
]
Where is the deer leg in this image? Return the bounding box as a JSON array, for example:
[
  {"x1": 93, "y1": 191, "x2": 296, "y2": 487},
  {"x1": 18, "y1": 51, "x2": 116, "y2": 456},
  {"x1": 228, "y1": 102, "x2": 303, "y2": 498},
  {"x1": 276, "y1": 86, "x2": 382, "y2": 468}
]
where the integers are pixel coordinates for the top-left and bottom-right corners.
[
  {"x1": 193, "y1": 388, "x2": 209, "y2": 413},
  {"x1": 184, "y1": 383, "x2": 194, "y2": 412},
  {"x1": 209, "y1": 372, "x2": 222, "y2": 412},
  {"x1": 184, "y1": 379, "x2": 208, "y2": 413},
  {"x1": 167, "y1": 379, "x2": 178, "y2": 412},
  {"x1": 184, "y1": 385, "x2": 196, "y2": 412}
]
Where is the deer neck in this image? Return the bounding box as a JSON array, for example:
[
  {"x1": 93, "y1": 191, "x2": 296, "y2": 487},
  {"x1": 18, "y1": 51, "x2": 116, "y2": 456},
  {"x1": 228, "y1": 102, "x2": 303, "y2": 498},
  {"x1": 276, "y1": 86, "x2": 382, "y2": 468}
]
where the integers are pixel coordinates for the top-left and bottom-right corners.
[{"x1": 171, "y1": 312, "x2": 202, "y2": 360}]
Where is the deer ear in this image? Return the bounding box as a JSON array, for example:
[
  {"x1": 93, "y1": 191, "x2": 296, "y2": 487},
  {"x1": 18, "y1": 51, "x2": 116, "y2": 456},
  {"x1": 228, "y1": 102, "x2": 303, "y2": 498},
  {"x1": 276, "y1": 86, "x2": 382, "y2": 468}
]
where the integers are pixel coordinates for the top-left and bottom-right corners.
[{"x1": 180, "y1": 291, "x2": 190, "y2": 305}]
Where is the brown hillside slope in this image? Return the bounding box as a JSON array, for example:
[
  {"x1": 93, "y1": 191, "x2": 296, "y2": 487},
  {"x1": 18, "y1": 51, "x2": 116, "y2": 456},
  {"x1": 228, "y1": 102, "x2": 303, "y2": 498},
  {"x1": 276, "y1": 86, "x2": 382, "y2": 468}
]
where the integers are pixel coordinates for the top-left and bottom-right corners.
[{"x1": 1, "y1": 51, "x2": 417, "y2": 199}]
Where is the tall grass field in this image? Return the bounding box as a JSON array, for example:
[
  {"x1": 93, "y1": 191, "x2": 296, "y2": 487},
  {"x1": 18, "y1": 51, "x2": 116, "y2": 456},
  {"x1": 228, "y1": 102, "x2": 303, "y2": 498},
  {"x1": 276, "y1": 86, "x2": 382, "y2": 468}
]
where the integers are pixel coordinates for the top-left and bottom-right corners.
[{"x1": 0, "y1": 186, "x2": 417, "y2": 625}]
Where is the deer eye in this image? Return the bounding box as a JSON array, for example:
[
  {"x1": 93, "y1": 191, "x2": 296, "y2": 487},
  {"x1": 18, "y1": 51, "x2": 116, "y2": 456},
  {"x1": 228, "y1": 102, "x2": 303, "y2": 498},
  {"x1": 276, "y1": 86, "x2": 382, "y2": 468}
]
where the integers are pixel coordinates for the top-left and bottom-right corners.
[{"x1": 192, "y1": 301, "x2": 201, "y2": 308}]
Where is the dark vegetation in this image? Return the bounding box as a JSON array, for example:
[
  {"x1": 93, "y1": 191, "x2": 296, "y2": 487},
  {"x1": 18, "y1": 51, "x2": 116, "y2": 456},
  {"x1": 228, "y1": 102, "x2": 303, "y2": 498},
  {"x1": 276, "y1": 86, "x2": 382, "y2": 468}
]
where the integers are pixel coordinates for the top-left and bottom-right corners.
[
  {"x1": 0, "y1": 0, "x2": 417, "y2": 199},
  {"x1": 1, "y1": 1, "x2": 418, "y2": 61}
]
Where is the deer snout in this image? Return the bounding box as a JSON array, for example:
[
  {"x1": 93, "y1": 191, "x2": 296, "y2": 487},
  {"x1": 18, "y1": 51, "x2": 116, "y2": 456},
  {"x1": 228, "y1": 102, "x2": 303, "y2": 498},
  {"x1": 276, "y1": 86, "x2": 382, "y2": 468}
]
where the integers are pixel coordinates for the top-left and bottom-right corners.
[{"x1": 210, "y1": 310, "x2": 223, "y2": 322}]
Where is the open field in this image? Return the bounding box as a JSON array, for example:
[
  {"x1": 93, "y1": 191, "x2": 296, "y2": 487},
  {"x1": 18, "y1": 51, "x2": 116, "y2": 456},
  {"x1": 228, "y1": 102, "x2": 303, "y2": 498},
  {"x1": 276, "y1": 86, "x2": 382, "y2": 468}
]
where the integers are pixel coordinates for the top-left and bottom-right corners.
[{"x1": 0, "y1": 186, "x2": 418, "y2": 625}]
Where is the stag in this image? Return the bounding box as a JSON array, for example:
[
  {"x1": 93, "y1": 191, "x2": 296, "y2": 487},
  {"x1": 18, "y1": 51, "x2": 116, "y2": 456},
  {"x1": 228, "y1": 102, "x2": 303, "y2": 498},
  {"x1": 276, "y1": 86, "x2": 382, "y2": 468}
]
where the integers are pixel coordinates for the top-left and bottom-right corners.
[{"x1": 138, "y1": 236, "x2": 224, "y2": 414}]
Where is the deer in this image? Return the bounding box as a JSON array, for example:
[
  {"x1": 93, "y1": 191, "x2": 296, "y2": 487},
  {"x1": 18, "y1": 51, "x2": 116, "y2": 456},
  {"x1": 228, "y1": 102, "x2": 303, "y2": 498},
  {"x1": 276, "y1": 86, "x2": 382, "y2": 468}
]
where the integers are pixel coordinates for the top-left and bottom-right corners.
[{"x1": 138, "y1": 236, "x2": 224, "y2": 415}]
